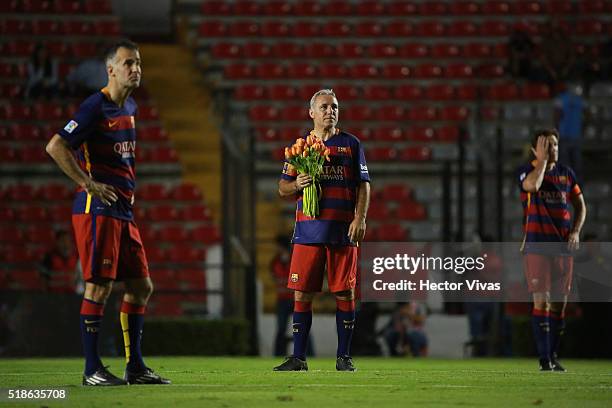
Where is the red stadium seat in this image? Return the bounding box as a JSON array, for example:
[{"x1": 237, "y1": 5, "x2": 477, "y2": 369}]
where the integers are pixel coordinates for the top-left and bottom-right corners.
[
  {"x1": 319, "y1": 63, "x2": 348, "y2": 78},
  {"x1": 2, "y1": 20, "x2": 31, "y2": 35},
  {"x1": 148, "y1": 146, "x2": 178, "y2": 163},
  {"x1": 448, "y1": 21, "x2": 479, "y2": 36},
  {"x1": 10, "y1": 124, "x2": 42, "y2": 140},
  {"x1": 387, "y1": 21, "x2": 416, "y2": 36},
  {"x1": 438, "y1": 126, "x2": 461, "y2": 142},
  {"x1": 350, "y1": 64, "x2": 378, "y2": 79},
  {"x1": 337, "y1": 43, "x2": 365, "y2": 58},
  {"x1": 395, "y1": 84, "x2": 423, "y2": 100},
  {"x1": 139, "y1": 106, "x2": 160, "y2": 121},
  {"x1": 146, "y1": 245, "x2": 165, "y2": 263},
  {"x1": 0, "y1": 226, "x2": 22, "y2": 242},
  {"x1": 16, "y1": 206, "x2": 49, "y2": 222},
  {"x1": 159, "y1": 226, "x2": 189, "y2": 242},
  {"x1": 198, "y1": 21, "x2": 226, "y2": 37},
  {"x1": 431, "y1": 43, "x2": 461, "y2": 58},
  {"x1": 548, "y1": 0, "x2": 573, "y2": 14},
  {"x1": 383, "y1": 64, "x2": 412, "y2": 79},
  {"x1": 171, "y1": 183, "x2": 203, "y2": 201},
  {"x1": 249, "y1": 106, "x2": 279, "y2": 121},
  {"x1": 0, "y1": 1, "x2": 20, "y2": 13},
  {"x1": 486, "y1": 83, "x2": 519, "y2": 100},
  {"x1": 440, "y1": 106, "x2": 471, "y2": 121},
  {"x1": 578, "y1": 0, "x2": 606, "y2": 14},
  {"x1": 399, "y1": 146, "x2": 432, "y2": 161},
  {"x1": 463, "y1": 43, "x2": 492, "y2": 58},
  {"x1": 332, "y1": 84, "x2": 360, "y2": 101},
  {"x1": 352, "y1": 127, "x2": 373, "y2": 141},
  {"x1": 456, "y1": 84, "x2": 478, "y2": 100},
  {"x1": 426, "y1": 84, "x2": 455, "y2": 100},
  {"x1": 269, "y1": 85, "x2": 297, "y2": 100},
  {"x1": 25, "y1": 225, "x2": 56, "y2": 244},
  {"x1": 409, "y1": 106, "x2": 438, "y2": 121},
  {"x1": 167, "y1": 245, "x2": 206, "y2": 262},
  {"x1": 45, "y1": 42, "x2": 69, "y2": 57},
  {"x1": 84, "y1": 0, "x2": 113, "y2": 14},
  {"x1": 356, "y1": 1, "x2": 386, "y2": 15},
  {"x1": 367, "y1": 147, "x2": 397, "y2": 161},
  {"x1": 261, "y1": 21, "x2": 290, "y2": 36},
  {"x1": 482, "y1": 1, "x2": 513, "y2": 14},
  {"x1": 139, "y1": 126, "x2": 168, "y2": 141},
  {"x1": 480, "y1": 21, "x2": 509, "y2": 36},
  {"x1": 255, "y1": 127, "x2": 279, "y2": 142},
  {"x1": 139, "y1": 184, "x2": 168, "y2": 201},
  {"x1": 235, "y1": 85, "x2": 265, "y2": 100},
  {"x1": 363, "y1": 85, "x2": 391, "y2": 100},
  {"x1": 38, "y1": 183, "x2": 71, "y2": 201},
  {"x1": 304, "y1": 42, "x2": 334, "y2": 57},
  {"x1": 480, "y1": 106, "x2": 501, "y2": 120},
  {"x1": 369, "y1": 43, "x2": 399, "y2": 58},
  {"x1": 243, "y1": 43, "x2": 271, "y2": 58},
  {"x1": 407, "y1": 126, "x2": 436, "y2": 142},
  {"x1": 32, "y1": 20, "x2": 63, "y2": 35},
  {"x1": 417, "y1": 21, "x2": 446, "y2": 36},
  {"x1": 396, "y1": 203, "x2": 427, "y2": 220},
  {"x1": 0, "y1": 206, "x2": 15, "y2": 222},
  {"x1": 373, "y1": 126, "x2": 404, "y2": 141},
  {"x1": 94, "y1": 20, "x2": 121, "y2": 35},
  {"x1": 200, "y1": 0, "x2": 231, "y2": 15},
  {"x1": 522, "y1": 83, "x2": 550, "y2": 99},
  {"x1": 71, "y1": 42, "x2": 97, "y2": 59},
  {"x1": 47, "y1": 204, "x2": 72, "y2": 222},
  {"x1": 420, "y1": 1, "x2": 448, "y2": 14},
  {"x1": 576, "y1": 20, "x2": 605, "y2": 36},
  {"x1": 293, "y1": 21, "x2": 320, "y2": 37},
  {"x1": 6, "y1": 40, "x2": 36, "y2": 57},
  {"x1": 515, "y1": 1, "x2": 546, "y2": 14},
  {"x1": 211, "y1": 43, "x2": 241, "y2": 59},
  {"x1": 62, "y1": 21, "x2": 93, "y2": 35},
  {"x1": 263, "y1": 0, "x2": 292, "y2": 15},
  {"x1": 367, "y1": 202, "x2": 391, "y2": 220},
  {"x1": 255, "y1": 63, "x2": 286, "y2": 79},
  {"x1": 191, "y1": 225, "x2": 221, "y2": 244},
  {"x1": 414, "y1": 64, "x2": 443, "y2": 78},
  {"x1": 34, "y1": 102, "x2": 64, "y2": 121},
  {"x1": 298, "y1": 84, "x2": 322, "y2": 100},
  {"x1": 280, "y1": 127, "x2": 307, "y2": 141},
  {"x1": 177, "y1": 269, "x2": 207, "y2": 291},
  {"x1": 449, "y1": 1, "x2": 481, "y2": 14},
  {"x1": 229, "y1": 20, "x2": 260, "y2": 37},
  {"x1": 388, "y1": 1, "x2": 418, "y2": 15},
  {"x1": 322, "y1": 21, "x2": 352, "y2": 36},
  {"x1": 344, "y1": 105, "x2": 373, "y2": 121},
  {"x1": 377, "y1": 106, "x2": 406, "y2": 121},
  {"x1": 21, "y1": 146, "x2": 50, "y2": 163},
  {"x1": 55, "y1": 0, "x2": 82, "y2": 13},
  {"x1": 147, "y1": 205, "x2": 179, "y2": 221},
  {"x1": 273, "y1": 43, "x2": 304, "y2": 59},
  {"x1": 295, "y1": 1, "x2": 322, "y2": 15},
  {"x1": 233, "y1": 0, "x2": 259, "y2": 15},
  {"x1": 355, "y1": 21, "x2": 383, "y2": 37},
  {"x1": 181, "y1": 205, "x2": 212, "y2": 221},
  {"x1": 7, "y1": 184, "x2": 36, "y2": 202},
  {"x1": 281, "y1": 106, "x2": 307, "y2": 121},
  {"x1": 287, "y1": 63, "x2": 318, "y2": 78},
  {"x1": 374, "y1": 224, "x2": 407, "y2": 241},
  {"x1": 324, "y1": 0, "x2": 353, "y2": 15},
  {"x1": 478, "y1": 63, "x2": 505, "y2": 78}
]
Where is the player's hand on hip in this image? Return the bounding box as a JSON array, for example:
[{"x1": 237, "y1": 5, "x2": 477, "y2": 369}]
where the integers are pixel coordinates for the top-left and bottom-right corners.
[
  {"x1": 85, "y1": 179, "x2": 118, "y2": 206},
  {"x1": 567, "y1": 231, "x2": 580, "y2": 251},
  {"x1": 348, "y1": 217, "x2": 366, "y2": 243},
  {"x1": 295, "y1": 173, "x2": 313, "y2": 192},
  {"x1": 531, "y1": 135, "x2": 549, "y2": 163}
]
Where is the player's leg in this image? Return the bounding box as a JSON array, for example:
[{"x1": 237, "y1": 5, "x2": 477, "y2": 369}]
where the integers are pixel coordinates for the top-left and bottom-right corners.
[
  {"x1": 328, "y1": 245, "x2": 358, "y2": 371},
  {"x1": 524, "y1": 253, "x2": 553, "y2": 370},
  {"x1": 119, "y1": 221, "x2": 170, "y2": 384},
  {"x1": 73, "y1": 214, "x2": 126, "y2": 386},
  {"x1": 274, "y1": 244, "x2": 325, "y2": 371},
  {"x1": 548, "y1": 255, "x2": 573, "y2": 371}
]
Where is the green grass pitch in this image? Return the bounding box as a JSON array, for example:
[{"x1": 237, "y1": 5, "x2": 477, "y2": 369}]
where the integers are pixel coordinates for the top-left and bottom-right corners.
[{"x1": 1, "y1": 357, "x2": 611, "y2": 407}]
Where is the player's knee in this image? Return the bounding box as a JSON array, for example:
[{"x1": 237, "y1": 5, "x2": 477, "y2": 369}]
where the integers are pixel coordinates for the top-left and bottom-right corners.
[
  {"x1": 85, "y1": 280, "x2": 113, "y2": 303},
  {"x1": 334, "y1": 290, "x2": 354, "y2": 301},
  {"x1": 294, "y1": 290, "x2": 314, "y2": 302}
]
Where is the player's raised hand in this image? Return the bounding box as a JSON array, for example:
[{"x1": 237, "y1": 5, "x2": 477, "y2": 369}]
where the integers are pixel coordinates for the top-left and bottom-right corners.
[
  {"x1": 348, "y1": 217, "x2": 366, "y2": 244},
  {"x1": 295, "y1": 173, "x2": 313, "y2": 192},
  {"x1": 85, "y1": 179, "x2": 118, "y2": 206},
  {"x1": 531, "y1": 135, "x2": 549, "y2": 163},
  {"x1": 567, "y1": 231, "x2": 580, "y2": 251}
]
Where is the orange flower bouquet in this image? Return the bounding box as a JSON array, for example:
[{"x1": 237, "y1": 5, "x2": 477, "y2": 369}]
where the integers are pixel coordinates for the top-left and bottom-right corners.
[{"x1": 284, "y1": 133, "x2": 331, "y2": 217}]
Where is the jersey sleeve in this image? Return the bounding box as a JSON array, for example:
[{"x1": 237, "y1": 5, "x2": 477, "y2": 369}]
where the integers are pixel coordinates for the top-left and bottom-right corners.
[
  {"x1": 355, "y1": 139, "x2": 370, "y2": 183},
  {"x1": 517, "y1": 164, "x2": 533, "y2": 192},
  {"x1": 57, "y1": 95, "x2": 101, "y2": 149},
  {"x1": 280, "y1": 141, "x2": 298, "y2": 181}
]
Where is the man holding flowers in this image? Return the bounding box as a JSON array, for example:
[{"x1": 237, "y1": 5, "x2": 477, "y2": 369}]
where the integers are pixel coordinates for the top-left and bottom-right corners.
[{"x1": 274, "y1": 89, "x2": 371, "y2": 372}]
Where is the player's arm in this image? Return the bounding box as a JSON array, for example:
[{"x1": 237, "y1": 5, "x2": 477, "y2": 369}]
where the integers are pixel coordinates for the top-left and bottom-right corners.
[
  {"x1": 568, "y1": 192, "x2": 587, "y2": 251},
  {"x1": 522, "y1": 136, "x2": 549, "y2": 193},
  {"x1": 348, "y1": 181, "x2": 370, "y2": 243},
  {"x1": 45, "y1": 134, "x2": 117, "y2": 206},
  {"x1": 278, "y1": 174, "x2": 312, "y2": 198}
]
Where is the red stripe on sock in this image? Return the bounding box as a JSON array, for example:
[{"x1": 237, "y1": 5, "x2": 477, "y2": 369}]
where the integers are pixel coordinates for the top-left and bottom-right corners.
[
  {"x1": 80, "y1": 298, "x2": 105, "y2": 316},
  {"x1": 294, "y1": 301, "x2": 312, "y2": 313},
  {"x1": 336, "y1": 299, "x2": 355, "y2": 312},
  {"x1": 532, "y1": 308, "x2": 550, "y2": 317},
  {"x1": 121, "y1": 301, "x2": 146, "y2": 314}
]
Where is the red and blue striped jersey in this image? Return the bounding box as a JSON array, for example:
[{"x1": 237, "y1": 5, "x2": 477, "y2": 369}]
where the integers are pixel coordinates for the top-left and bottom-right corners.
[
  {"x1": 57, "y1": 88, "x2": 138, "y2": 221},
  {"x1": 517, "y1": 161, "x2": 581, "y2": 253},
  {"x1": 281, "y1": 130, "x2": 370, "y2": 245}
]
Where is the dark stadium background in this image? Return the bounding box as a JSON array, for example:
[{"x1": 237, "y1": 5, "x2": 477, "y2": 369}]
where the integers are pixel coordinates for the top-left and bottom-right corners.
[{"x1": 1, "y1": 0, "x2": 611, "y2": 360}]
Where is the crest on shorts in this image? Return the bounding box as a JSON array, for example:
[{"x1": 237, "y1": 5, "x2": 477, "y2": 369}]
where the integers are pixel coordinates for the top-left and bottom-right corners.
[
  {"x1": 290, "y1": 273, "x2": 298, "y2": 283},
  {"x1": 102, "y1": 258, "x2": 113, "y2": 268}
]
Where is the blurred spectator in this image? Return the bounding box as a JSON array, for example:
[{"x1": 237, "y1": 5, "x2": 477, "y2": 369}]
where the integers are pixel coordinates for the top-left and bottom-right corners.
[
  {"x1": 66, "y1": 46, "x2": 108, "y2": 96},
  {"x1": 38, "y1": 230, "x2": 82, "y2": 294},
  {"x1": 507, "y1": 28, "x2": 535, "y2": 80},
  {"x1": 537, "y1": 20, "x2": 575, "y2": 88},
  {"x1": 381, "y1": 302, "x2": 428, "y2": 357},
  {"x1": 25, "y1": 44, "x2": 59, "y2": 99},
  {"x1": 554, "y1": 83, "x2": 586, "y2": 179},
  {"x1": 270, "y1": 235, "x2": 314, "y2": 356}
]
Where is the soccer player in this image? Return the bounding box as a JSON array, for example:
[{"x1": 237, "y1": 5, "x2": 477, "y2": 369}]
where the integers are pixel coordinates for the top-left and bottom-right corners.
[
  {"x1": 518, "y1": 128, "x2": 586, "y2": 371},
  {"x1": 45, "y1": 40, "x2": 170, "y2": 386},
  {"x1": 274, "y1": 89, "x2": 371, "y2": 371}
]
